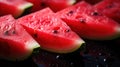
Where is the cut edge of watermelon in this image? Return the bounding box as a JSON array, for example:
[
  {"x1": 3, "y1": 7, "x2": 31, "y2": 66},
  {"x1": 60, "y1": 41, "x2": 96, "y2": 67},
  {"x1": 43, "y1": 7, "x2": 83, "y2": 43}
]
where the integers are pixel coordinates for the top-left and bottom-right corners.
[
  {"x1": 67, "y1": 39, "x2": 85, "y2": 53},
  {"x1": 114, "y1": 26, "x2": 120, "y2": 38},
  {"x1": 14, "y1": 39, "x2": 40, "y2": 61},
  {"x1": 102, "y1": 25, "x2": 120, "y2": 40},
  {"x1": 25, "y1": 39, "x2": 40, "y2": 55},
  {"x1": 21, "y1": 39, "x2": 40, "y2": 61}
]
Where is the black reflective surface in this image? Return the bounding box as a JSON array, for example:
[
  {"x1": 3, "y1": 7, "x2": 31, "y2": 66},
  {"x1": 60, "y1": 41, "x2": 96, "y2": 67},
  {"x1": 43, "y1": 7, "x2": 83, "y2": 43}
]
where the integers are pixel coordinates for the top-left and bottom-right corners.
[
  {"x1": 0, "y1": 39, "x2": 120, "y2": 67},
  {"x1": 33, "y1": 39, "x2": 120, "y2": 67}
]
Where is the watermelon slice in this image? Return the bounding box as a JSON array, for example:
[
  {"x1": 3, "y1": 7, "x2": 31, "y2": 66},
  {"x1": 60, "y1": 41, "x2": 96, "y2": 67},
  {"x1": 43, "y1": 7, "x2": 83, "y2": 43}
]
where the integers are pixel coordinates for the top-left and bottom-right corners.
[
  {"x1": 42, "y1": 0, "x2": 76, "y2": 12},
  {"x1": 0, "y1": 15, "x2": 40, "y2": 61},
  {"x1": 0, "y1": 0, "x2": 33, "y2": 18},
  {"x1": 56, "y1": 1, "x2": 120, "y2": 40},
  {"x1": 94, "y1": 0, "x2": 120, "y2": 23},
  {"x1": 17, "y1": 8, "x2": 85, "y2": 53}
]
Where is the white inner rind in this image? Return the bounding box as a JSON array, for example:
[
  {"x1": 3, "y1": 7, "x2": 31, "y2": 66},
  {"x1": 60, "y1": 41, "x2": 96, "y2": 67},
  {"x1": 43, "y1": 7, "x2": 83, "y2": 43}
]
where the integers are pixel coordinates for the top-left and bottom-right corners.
[
  {"x1": 25, "y1": 39, "x2": 40, "y2": 51},
  {"x1": 23, "y1": 39, "x2": 40, "y2": 60},
  {"x1": 15, "y1": 2, "x2": 33, "y2": 18},
  {"x1": 19, "y1": 2, "x2": 33, "y2": 10},
  {"x1": 68, "y1": 0, "x2": 76, "y2": 5}
]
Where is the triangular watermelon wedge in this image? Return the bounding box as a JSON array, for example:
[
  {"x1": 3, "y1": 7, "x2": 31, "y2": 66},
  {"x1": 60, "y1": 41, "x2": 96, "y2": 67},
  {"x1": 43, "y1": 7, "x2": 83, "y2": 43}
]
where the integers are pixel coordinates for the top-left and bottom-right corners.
[
  {"x1": 0, "y1": 15, "x2": 40, "y2": 61},
  {"x1": 56, "y1": 1, "x2": 120, "y2": 40},
  {"x1": 17, "y1": 8, "x2": 85, "y2": 53}
]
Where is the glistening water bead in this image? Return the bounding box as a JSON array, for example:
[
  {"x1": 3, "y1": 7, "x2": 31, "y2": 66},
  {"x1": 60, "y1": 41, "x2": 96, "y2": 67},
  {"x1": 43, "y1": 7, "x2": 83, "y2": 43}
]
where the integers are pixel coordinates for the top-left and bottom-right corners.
[{"x1": 56, "y1": 55, "x2": 60, "y2": 59}]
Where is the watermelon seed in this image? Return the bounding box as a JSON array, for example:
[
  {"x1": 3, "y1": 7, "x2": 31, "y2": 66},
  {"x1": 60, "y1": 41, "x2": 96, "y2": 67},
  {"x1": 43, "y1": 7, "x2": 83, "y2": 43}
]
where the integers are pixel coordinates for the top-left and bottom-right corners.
[
  {"x1": 69, "y1": 11, "x2": 74, "y2": 14},
  {"x1": 91, "y1": 11, "x2": 100, "y2": 16},
  {"x1": 52, "y1": 30, "x2": 58, "y2": 34},
  {"x1": 106, "y1": 3, "x2": 114, "y2": 9},
  {"x1": 52, "y1": 27, "x2": 60, "y2": 34},
  {"x1": 40, "y1": 2, "x2": 46, "y2": 7},
  {"x1": 65, "y1": 29, "x2": 70, "y2": 32},
  {"x1": 4, "y1": 30, "x2": 9, "y2": 35},
  {"x1": 106, "y1": 5, "x2": 113, "y2": 8},
  {"x1": 12, "y1": 30, "x2": 16, "y2": 34},
  {"x1": 67, "y1": 11, "x2": 74, "y2": 16},
  {"x1": 34, "y1": 33, "x2": 38, "y2": 38}
]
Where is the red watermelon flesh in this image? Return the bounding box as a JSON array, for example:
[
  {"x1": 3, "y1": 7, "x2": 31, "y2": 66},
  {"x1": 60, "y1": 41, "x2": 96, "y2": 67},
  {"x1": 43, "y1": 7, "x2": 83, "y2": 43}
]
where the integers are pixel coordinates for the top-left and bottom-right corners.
[
  {"x1": 94, "y1": 0, "x2": 120, "y2": 23},
  {"x1": 0, "y1": 15, "x2": 40, "y2": 61},
  {"x1": 56, "y1": 1, "x2": 120, "y2": 40},
  {"x1": 17, "y1": 8, "x2": 85, "y2": 53},
  {"x1": 0, "y1": 0, "x2": 33, "y2": 18},
  {"x1": 42, "y1": 0, "x2": 76, "y2": 12}
]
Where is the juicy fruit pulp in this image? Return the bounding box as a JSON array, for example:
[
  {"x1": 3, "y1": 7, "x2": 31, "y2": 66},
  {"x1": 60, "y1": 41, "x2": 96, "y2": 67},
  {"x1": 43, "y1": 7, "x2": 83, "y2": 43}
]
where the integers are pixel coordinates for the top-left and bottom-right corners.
[
  {"x1": 94, "y1": 0, "x2": 120, "y2": 23},
  {"x1": 0, "y1": 0, "x2": 33, "y2": 18},
  {"x1": 0, "y1": 15, "x2": 40, "y2": 61},
  {"x1": 56, "y1": 1, "x2": 120, "y2": 40},
  {"x1": 17, "y1": 8, "x2": 85, "y2": 53}
]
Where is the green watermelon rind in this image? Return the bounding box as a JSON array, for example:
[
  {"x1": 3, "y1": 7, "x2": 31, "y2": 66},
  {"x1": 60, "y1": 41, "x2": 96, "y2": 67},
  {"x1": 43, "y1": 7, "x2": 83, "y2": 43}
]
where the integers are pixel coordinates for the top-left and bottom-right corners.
[
  {"x1": 107, "y1": 26, "x2": 120, "y2": 40},
  {"x1": 42, "y1": 39, "x2": 85, "y2": 54},
  {"x1": 68, "y1": 0, "x2": 76, "y2": 5},
  {"x1": 15, "y1": 2, "x2": 33, "y2": 18},
  {"x1": 62, "y1": 39, "x2": 85, "y2": 53},
  {"x1": 19, "y1": 39, "x2": 40, "y2": 61},
  {"x1": 85, "y1": 26, "x2": 120, "y2": 40}
]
